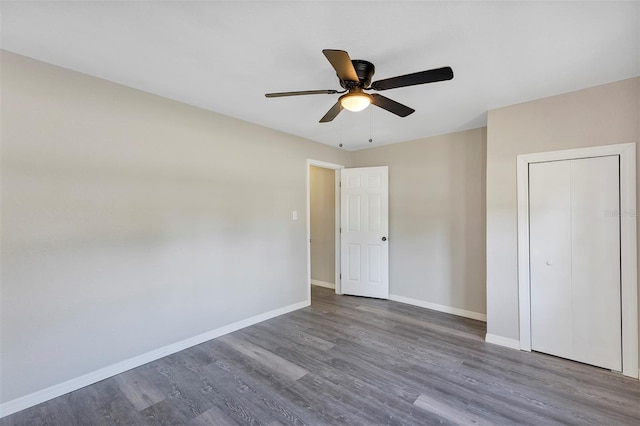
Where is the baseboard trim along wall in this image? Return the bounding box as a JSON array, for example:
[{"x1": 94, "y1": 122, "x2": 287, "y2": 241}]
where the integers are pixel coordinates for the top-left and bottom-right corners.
[
  {"x1": 0, "y1": 300, "x2": 309, "y2": 419},
  {"x1": 310, "y1": 280, "x2": 335, "y2": 289},
  {"x1": 485, "y1": 333, "x2": 521, "y2": 350},
  {"x1": 389, "y1": 294, "x2": 487, "y2": 322}
]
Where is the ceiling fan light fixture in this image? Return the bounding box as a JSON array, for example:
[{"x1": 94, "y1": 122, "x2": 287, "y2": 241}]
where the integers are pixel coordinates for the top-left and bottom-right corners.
[{"x1": 340, "y1": 92, "x2": 372, "y2": 112}]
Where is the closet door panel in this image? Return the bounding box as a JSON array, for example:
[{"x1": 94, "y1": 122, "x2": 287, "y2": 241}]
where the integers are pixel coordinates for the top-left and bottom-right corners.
[
  {"x1": 529, "y1": 160, "x2": 573, "y2": 359},
  {"x1": 570, "y1": 156, "x2": 621, "y2": 371}
]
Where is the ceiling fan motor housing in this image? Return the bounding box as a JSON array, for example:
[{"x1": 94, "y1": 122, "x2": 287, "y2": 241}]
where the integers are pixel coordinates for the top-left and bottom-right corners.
[{"x1": 339, "y1": 59, "x2": 375, "y2": 89}]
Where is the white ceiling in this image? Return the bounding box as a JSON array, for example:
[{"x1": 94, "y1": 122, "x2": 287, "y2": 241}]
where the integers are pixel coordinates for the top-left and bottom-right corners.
[{"x1": 1, "y1": 1, "x2": 638, "y2": 150}]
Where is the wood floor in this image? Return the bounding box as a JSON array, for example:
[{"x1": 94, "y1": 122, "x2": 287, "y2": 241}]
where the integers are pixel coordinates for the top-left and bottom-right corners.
[{"x1": 2, "y1": 286, "x2": 639, "y2": 425}]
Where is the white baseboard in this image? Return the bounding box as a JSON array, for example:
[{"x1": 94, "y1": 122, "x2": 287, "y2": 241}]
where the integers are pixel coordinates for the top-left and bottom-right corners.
[
  {"x1": 311, "y1": 280, "x2": 335, "y2": 289},
  {"x1": 485, "y1": 333, "x2": 521, "y2": 350},
  {"x1": 0, "y1": 300, "x2": 309, "y2": 419},
  {"x1": 389, "y1": 294, "x2": 487, "y2": 322}
]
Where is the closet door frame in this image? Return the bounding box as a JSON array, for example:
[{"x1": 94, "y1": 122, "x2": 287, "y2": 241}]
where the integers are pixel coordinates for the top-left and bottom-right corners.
[{"x1": 516, "y1": 143, "x2": 637, "y2": 378}]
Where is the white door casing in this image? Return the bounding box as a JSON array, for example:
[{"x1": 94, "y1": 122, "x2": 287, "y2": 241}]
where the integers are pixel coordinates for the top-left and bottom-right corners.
[
  {"x1": 516, "y1": 143, "x2": 637, "y2": 378},
  {"x1": 529, "y1": 156, "x2": 621, "y2": 371},
  {"x1": 340, "y1": 166, "x2": 389, "y2": 299}
]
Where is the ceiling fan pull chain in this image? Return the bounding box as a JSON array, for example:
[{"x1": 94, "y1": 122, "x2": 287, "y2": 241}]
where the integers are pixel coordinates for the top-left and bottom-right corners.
[{"x1": 369, "y1": 108, "x2": 373, "y2": 143}]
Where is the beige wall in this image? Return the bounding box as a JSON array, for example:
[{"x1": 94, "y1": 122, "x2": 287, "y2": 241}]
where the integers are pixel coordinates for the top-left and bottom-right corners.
[
  {"x1": 0, "y1": 51, "x2": 350, "y2": 403},
  {"x1": 486, "y1": 78, "x2": 639, "y2": 347},
  {"x1": 309, "y1": 166, "x2": 335, "y2": 285},
  {"x1": 351, "y1": 128, "x2": 487, "y2": 316}
]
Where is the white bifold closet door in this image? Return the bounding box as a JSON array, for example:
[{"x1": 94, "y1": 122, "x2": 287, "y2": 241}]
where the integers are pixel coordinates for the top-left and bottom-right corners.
[{"x1": 529, "y1": 156, "x2": 621, "y2": 371}]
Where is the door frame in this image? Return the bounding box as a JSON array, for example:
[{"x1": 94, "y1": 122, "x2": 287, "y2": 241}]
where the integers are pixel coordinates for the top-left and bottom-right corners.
[
  {"x1": 307, "y1": 159, "x2": 344, "y2": 303},
  {"x1": 516, "y1": 142, "x2": 637, "y2": 378}
]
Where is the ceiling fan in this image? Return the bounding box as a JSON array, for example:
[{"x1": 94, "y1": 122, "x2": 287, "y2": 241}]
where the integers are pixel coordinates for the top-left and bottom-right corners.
[{"x1": 265, "y1": 49, "x2": 453, "y2": 123}]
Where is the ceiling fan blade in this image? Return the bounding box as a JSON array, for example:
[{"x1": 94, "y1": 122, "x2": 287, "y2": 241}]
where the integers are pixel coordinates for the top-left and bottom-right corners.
[
  {"x1": 371, "y1": 66, "x2": 453, "y2": 91},
  {"x1": 319, "y1": 101, "x2": 343, "y2": 123},
  {"x1": 370, "y1": 94, "x2": 415, "y2": 117},
  {"x1": 265, "y1": 89, "x2": 338, "y2": 98},
  {"x1": 322, "y1": 49, "x2": 359, "y2": 82}
]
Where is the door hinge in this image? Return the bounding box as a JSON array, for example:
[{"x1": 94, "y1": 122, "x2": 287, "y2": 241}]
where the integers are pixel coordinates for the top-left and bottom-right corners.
[{"x1": 340, "y1": 273, "x2": 341, "y2": 279}]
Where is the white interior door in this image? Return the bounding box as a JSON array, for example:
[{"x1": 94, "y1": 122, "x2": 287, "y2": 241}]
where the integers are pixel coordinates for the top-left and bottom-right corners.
[
  {"x1": 529, "y1": 156, "x2": 621, "y2": 371},
  {"x1": 340, "y1": 166, "x2": 389, "y2": 298}
]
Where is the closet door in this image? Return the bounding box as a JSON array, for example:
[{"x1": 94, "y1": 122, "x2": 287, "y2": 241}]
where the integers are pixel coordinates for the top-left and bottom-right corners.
[
  {"x1": 529, "y1": 156, "x2": 621, "y2": 371},
  {"x1": 529, "y1": 160, "x2": 573, "y2": 360}
]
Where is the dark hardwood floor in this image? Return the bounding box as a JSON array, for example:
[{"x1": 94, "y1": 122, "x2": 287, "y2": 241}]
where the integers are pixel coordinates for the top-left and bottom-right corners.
[{"x1": 2, "y1": 285, "x2": 639, "y2": 425}]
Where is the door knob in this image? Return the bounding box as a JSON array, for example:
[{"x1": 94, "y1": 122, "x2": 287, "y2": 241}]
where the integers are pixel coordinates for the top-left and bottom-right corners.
[{"x1": 382, "y1": 236, "x2": 387, "y2": 241}]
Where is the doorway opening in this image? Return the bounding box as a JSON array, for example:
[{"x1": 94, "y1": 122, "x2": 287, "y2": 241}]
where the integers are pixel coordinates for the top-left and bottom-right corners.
[{"x1": 306, "y1": 160, "x2": 343, "y2": 304}]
